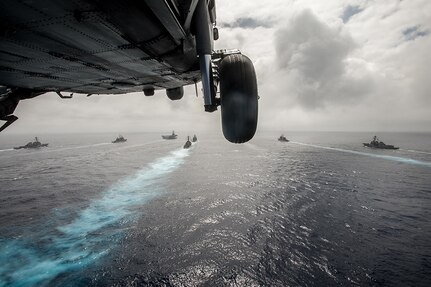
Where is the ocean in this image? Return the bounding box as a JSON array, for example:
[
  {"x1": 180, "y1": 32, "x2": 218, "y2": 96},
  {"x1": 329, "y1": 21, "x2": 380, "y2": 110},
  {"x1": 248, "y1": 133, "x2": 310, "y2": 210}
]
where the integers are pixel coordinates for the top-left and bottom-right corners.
[{"x1": 0, "y1": 132, "x2": 430, "y2": 286}]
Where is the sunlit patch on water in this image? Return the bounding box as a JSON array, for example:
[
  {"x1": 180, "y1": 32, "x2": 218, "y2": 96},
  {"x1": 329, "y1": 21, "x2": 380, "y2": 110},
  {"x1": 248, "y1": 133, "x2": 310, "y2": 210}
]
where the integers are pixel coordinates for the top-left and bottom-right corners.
[{"x1": 0, "y1": 148, "x2": 190, "y2": 287}]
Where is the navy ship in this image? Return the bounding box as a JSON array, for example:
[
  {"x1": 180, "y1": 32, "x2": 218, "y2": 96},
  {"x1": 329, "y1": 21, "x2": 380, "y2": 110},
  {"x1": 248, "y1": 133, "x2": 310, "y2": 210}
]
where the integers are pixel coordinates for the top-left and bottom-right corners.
[
  {"x1": 363, "y1": 136, "x2": 399, "y2": 150},
  {"x1": 112, "y1": 135, "x2": 127, "y2": 143},
  {"x1": 278, "y1": 135, "x2": 289, "y2": 142},
  {"x1": 183, "y1": 136, "x2": 192, "y2": 149},
  {"x1": 14, "y1": 137, "x2": 48, "y2": 149},
  {"x1": 192, "y1": 135, "x2": 197, "y2": 142},
  {"x1": 162, "y1": 131, "x2": 178, "y2": 140}
]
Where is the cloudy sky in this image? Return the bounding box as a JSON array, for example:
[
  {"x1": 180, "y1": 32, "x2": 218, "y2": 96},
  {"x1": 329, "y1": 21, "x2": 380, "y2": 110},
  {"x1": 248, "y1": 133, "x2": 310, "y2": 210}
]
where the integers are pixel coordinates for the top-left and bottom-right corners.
[{"x1": 6, "y1": 0, "x2": 431, "y2": 134}]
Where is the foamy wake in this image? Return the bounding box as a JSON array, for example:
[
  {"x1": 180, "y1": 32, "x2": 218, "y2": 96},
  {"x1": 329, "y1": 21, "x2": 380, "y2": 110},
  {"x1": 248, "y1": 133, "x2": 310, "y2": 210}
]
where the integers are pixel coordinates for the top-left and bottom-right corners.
[
  {"x1": 0, "y1": 148, "x2": 190, "y2": 286},
  {"x1": 291, "y1": 142, "x2": 431, "y2": 168},
  {"x1": 401, "y1": 149, "x2": 431, "y2": 155}
]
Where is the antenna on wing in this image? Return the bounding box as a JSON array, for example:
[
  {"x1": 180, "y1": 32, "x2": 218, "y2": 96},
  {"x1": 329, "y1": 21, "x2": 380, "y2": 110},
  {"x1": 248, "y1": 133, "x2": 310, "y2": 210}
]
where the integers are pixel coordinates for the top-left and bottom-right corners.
[{"x1": 194, "y1": 80, "x2": 199, "y2": 97}]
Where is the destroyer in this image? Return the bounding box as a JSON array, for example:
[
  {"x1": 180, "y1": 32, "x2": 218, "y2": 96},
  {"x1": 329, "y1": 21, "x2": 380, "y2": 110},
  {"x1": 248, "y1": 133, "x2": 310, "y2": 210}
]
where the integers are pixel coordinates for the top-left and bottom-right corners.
[
  {"x1": 162, "y1": 131, "x2": 178, "y2": 140},
  {"x1": 14, "y1": 137, "x2": 48, "y2": 149},
  {"x1": 183, "y1": 136, "x2": 192, "y2": 149},
  {"x1": 278, "y1": 135, "x2": 289, "y2": 142},
  {"x1": 363, "y1": 136, "x2": 399, "y2": 150},
  {"x1": 112, "y1": 135, "x2": 127, "y2": 143}
]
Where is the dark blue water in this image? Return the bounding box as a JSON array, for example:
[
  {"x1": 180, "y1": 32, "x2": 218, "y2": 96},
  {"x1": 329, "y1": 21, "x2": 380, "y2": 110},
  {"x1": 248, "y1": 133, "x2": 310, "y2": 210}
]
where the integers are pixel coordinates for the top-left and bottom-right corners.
[{"x1": 0, "y1": 132, "x2": 430, "y2": 286}]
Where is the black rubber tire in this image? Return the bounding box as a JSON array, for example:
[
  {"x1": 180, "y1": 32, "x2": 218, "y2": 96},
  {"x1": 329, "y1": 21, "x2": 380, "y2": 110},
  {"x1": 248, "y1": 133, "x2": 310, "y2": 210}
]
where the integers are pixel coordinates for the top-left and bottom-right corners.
[{"x1": 219, "y1": 54, "x2": 258, "y2": 143}]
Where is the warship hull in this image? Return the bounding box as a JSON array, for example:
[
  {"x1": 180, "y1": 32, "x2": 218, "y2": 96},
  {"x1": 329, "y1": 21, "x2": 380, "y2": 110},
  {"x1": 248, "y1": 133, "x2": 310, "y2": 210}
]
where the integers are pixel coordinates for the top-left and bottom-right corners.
[
  {"x1": 14, "y1": 143, "x2": 48, "y2": 150},
  {"x1": 363, "y1": 143, "x2": 399, "y2": 150}
]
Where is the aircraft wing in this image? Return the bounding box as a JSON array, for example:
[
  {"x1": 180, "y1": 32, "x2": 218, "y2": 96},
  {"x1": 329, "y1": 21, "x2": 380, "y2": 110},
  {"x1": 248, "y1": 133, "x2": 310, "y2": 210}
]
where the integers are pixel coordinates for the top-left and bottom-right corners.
[
  {"x1": 0, "y1": 0, "x2": 201, "y2": 94},
  {"x1": 0, "y1": 0, "x2": 259, "y2": 143}
]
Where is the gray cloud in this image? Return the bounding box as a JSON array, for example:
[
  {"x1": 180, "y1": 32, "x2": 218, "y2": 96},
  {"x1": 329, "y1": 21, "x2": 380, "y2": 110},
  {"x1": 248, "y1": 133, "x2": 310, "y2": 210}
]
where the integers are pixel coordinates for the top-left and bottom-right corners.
[
  {"x1": 341, "y1": 5, "x2": 364, "y2": 23},
  {"x1": 403, "y1": 26, "x2": 429, "y2": 41},
  {"x1": 220, "y1": 17, "x2": 273, "y2": 29},
  {"x1": 273, "y1": 10, "x2": 374, "y2": 109}
]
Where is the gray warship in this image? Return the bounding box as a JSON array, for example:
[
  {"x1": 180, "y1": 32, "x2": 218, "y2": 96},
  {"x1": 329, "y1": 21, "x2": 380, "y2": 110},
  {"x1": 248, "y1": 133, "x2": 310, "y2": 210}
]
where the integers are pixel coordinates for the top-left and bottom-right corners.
[
  {"x1": 183, "y1": 136, "x2": 192, "y2": 149},
  {"x1": 162, "y1": 131, "x2": 178, "y2": 140},
  {"x1": 112, "y1": 135, "x2": 127, "y2": 143},
  {"x1": 14, "y1": 137, "x2": 48, "y2": 149},
  {"x1": 278, "y1": 135, "x2": 289, "y2": 142},
  {"x1": 363, "y1": 136, "x2": 399, "y2": 150}
]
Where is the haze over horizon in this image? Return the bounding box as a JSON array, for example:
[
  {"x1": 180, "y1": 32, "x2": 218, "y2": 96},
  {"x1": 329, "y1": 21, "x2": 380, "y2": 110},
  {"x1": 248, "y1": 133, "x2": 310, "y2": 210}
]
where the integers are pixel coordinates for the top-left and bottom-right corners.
[{"x1": 3, "y1": 0, "x2": 430, "y2": 135}]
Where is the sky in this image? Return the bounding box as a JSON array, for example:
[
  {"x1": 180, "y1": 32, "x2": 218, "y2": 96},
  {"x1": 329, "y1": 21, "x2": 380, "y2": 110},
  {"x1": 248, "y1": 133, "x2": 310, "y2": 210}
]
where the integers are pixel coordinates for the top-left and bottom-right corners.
[{"x1": 5, "y1": 0, "x2": 431, "y2": 134}]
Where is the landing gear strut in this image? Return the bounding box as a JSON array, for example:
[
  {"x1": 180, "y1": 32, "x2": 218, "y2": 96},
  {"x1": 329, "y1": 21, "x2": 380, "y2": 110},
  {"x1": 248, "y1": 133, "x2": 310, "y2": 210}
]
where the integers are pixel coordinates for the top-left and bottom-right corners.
[
  {"x1": 193, "y1": 0, "x2": 258, "y2": 143},
  {"x1": 0, "y1": 115, "x2": 18, "y2": 133},
  {"x1": 197, "y1": 49, "x2": 258, "y2": 143},
  {"x1": 0, "y1": 88, "x2": 45, "y2": 132},
  {"x1": 0, "y1": 89, "x2": 20, "y2": 132}
]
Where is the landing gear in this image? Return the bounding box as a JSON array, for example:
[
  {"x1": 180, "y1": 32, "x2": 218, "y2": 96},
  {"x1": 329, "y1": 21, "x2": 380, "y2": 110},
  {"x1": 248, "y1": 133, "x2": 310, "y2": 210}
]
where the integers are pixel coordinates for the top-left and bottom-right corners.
[
  {"x1": 0, "y1": 88, "x2": 45, "y2": 133},
  {"x1": 193, "y1": 0, "x2": 259, "y2": 143},
  {"x1": 0, "y1": 89, "x2": 20, "y2": 132},
  {"x1": 196, "y1": 50, "x2": 258, "y2": 143},
  {"x1": 0, "y1": 115, "x2": 18, "y2": 133},
  {"x1": 219, "y1": 54, "x2": 258, "y2": 143}
]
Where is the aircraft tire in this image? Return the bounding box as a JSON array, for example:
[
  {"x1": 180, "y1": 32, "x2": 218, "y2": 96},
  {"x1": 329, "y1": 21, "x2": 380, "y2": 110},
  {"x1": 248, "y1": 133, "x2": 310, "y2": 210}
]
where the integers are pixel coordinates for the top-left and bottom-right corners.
[{"x1": 219, "y1": 54, "x2": 258, "y2": 143}]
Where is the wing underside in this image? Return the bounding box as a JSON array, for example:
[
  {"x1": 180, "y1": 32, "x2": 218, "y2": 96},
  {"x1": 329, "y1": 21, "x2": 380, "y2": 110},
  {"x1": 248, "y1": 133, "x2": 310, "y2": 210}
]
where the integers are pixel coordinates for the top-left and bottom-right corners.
[{"x1": 0, "y1": 0, "x2": 200, "y2": 95}]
